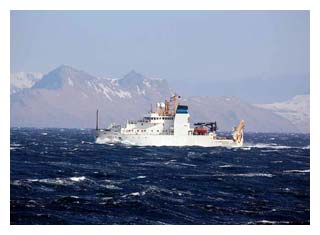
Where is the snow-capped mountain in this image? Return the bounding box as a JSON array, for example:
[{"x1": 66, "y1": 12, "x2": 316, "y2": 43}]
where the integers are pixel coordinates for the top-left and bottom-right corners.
[
  {"x1": 255, "y1": 95, "x2": 310, "y2": 133},
  {"x1": 10, "y1": 72, "x2": 43, "y2": 94},
  {"x1": 10, "y1": 65, "x2": 308, "y2": 133},
  {"x1": 11, "y1": 65, "x2": 172, "y2": 128},
  {"x1": 185, "y1": 96, "x2": 298, "y2": 133}
]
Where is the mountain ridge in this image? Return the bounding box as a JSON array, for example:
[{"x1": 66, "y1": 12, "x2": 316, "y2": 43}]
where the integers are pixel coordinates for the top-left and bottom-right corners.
[{"x1": 10, "y1": 65, "x2": 309, "y2": 133}]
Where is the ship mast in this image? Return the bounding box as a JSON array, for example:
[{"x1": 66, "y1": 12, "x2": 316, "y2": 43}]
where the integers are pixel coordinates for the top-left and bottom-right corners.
[
  {"x1": 170, "y1": 94, "x2": 180, "y2": 115},
  {"x1": 96, "y1": 109, "x2": 99, "y2": 130}
]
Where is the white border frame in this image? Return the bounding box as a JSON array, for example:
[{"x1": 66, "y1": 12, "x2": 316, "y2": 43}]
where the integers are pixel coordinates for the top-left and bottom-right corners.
[{"x1": 1, "y1": 1, "x2": 318, "y2": 235}]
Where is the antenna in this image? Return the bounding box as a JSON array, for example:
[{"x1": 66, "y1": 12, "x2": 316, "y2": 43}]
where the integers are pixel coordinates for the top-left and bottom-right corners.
[{"x1": 96, "y1": 109, "x2": 99, "y2": 130}]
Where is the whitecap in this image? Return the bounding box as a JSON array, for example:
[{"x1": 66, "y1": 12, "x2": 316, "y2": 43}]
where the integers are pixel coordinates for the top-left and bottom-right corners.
[
  {"x1": 38, "y1": 178, "x2": 66, "y2": 185},
  {"x1": 283, "y1": 169, "x2": 309, "y2": 173},
  {"x1": 26, "y1": 176, "x2": 86, "y2": 186},
  {"x1": 229, "y1": 173, "x2": 273, "y2": 177},
  {"x1": 70, "y1": 176, "x2": 86, "y2": 182},
  {"x1": 27, "y1": 179, "x2": 40, "y2": 182},
  {"x1": 102, "y1": 197, "x2": 113, "y2": 201},
  {"x1": 10, "y1": 143, "x2": 23, "y2": 150},
  {"x1": 247, "y1": 143, "x2": 293, "y2": 149},
  {"x1": 241, "y1": 147, "x2": 251, "y2": 150},
  {"x1": 179, "y1": 163, "x2": 197, "y2": 167},
  {"x1": 103, "y1": 184, "x2": 122, "y2": 190},
  {"x1": 136, "y1": 175, "x2": 146, "y2": 179},
  {"x1": 81, "y1": 140, "x2": 93, "y2": 144},
  {"x1": 252, "y1": 220, "x2": 290, "y2": 225},
  {"x1": 11, "y1": 143, "x2": 21, "y2": 147},
  {"x1": 41, "y1": 132, "x2": 48, "y2": 136},
  {"x1": 130, "y1": 192, "x2": 140, "y2": 196},
  {"x1": 219, "y1": 164, "x2": 233, "y2": 168}
]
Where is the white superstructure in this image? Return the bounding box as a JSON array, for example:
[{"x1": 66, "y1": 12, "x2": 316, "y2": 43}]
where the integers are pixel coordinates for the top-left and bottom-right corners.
[{"x1": 95, "y1": 95, "x2": 244, "y2": 147}]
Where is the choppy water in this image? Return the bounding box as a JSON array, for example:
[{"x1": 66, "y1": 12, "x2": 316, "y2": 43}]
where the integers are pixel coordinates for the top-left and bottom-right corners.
[{"x1": 10, "y1": 128, "x2": 310, "y2": 224}]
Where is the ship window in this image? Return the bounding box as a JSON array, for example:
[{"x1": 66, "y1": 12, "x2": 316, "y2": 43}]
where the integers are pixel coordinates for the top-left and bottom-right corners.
[
  {"x1": 177, "y1": 105, "x2": 188, "y2": 110},
  {"x1": 157, "y1": 130, "x2": 159, "y2": 132}
]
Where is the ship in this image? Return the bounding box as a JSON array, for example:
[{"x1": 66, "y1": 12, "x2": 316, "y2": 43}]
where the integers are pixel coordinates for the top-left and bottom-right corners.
[{"x1": 95, "y1": 95, "x2": 245, "y2": 147}]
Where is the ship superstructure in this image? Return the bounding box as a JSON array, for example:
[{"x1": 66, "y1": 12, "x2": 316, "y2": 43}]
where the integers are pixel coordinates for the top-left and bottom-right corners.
[{"x1": 95, "y1": 95, "x2": 244, "y2": 147}]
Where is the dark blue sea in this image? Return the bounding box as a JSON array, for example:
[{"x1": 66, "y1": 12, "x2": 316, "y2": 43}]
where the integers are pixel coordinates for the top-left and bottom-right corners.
[{"x1": 10, "y1": 128, "x2": 310, "y2": 225}]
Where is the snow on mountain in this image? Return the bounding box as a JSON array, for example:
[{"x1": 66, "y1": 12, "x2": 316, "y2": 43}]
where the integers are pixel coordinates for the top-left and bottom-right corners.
[
  {"x1": 10, "y1": 72, "x2": 43, "y2": 94},
  {"x1": 10, "y1": 65, "x2": 307, "y2": 132},
  {"x1": 255, "y1": 95, "x2": 310, "y2": 133},
  {"x1": 185, "y1": 96, "x2": 298, "y2": 133},
  {"x1": 32, "y1": 65, "x2": 96, "y2": 90},
  {"x1": 11, "y1": 66, "x2": 172, "y2": 128}
]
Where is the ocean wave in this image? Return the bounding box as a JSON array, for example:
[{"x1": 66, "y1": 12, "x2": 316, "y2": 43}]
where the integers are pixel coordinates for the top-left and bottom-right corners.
[
  {"x1": 121, "y1": 191, "x2": 146, "y2": 198},
  {"x1": 102, "y1": 184, "x2": 122, "y2": 190},
  {"x1": 229, "y1": 173, "x2": 273, "y2": 177},
  {"x1": 16, "y1": 176, "x2": 88, "y2": 186},
  {"x1": 10, "y1": 129, "x2": 310, "y2": 225},
  {"x1": 219, "y1": 164, "x2": 234, "y2": 168},
  {"x1": 10, "y1": 143, "x2": 23, "y2": 150},
  {"x1": 136, "y1": 175, "x2": 147, "y2": 179},
  {"x1": 241, "y1": 147, "x2": 251, "y2": 150},
  {"x1": 183, "y1": 173, "x2": 273, "y2": 178},
  {"x1": 70, "y1": 176, "x2": 86, "y2": 182},
  {"x1": 248, "y1": 143, "x2": 293, "y2": 149},
  {"x1": 249, "y1": 220, "x2": 290, "y2": 225},
  {"x1": 219, "y1": 164, "x2": 251, "y2": 169},
  {"x1": 283, "y1": 169, "x2": 310, "y2": 173}
]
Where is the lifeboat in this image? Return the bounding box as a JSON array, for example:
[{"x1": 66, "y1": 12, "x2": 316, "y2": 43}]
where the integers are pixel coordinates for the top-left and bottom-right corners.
[{"x1": 194, "y1": 127, "x2": 208, "y2": 135}]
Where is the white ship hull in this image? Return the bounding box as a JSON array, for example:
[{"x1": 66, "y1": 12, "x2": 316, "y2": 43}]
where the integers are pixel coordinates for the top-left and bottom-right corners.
[
  {"x1": 94, "y1": 95, "x2": 245, "y2": 147},
  {"x1": 95, "y1": 130, "x2": 243, "y2": 147}
]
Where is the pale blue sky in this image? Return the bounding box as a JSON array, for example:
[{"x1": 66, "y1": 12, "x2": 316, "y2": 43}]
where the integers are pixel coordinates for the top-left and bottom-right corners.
[{"x1": 11, "y1": 11, "x2": 309, "y2": 102}]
